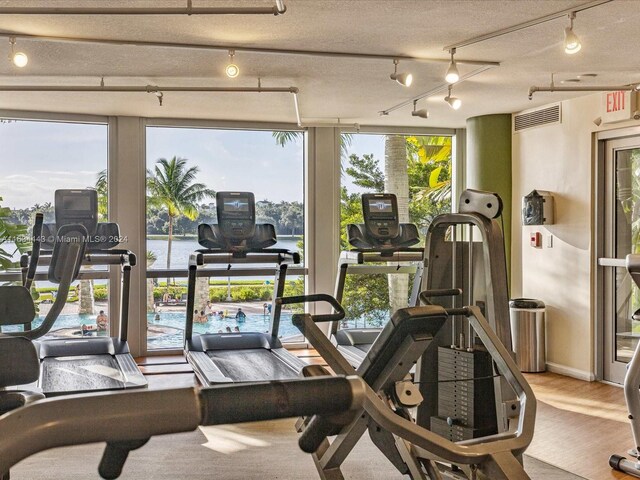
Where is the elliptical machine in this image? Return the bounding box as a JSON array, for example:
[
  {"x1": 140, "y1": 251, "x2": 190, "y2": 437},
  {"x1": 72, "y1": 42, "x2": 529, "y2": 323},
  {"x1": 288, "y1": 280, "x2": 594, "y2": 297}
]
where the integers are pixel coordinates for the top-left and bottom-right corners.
[{"x1": 610, "y1": 254, "x2": 640, "y2": 477}]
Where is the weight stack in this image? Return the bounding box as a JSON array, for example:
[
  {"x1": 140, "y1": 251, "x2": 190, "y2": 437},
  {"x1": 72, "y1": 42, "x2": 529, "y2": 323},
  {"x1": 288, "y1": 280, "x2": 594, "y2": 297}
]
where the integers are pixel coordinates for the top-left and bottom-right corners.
[{"x1": 430, "y1": 346, "x2": 498, "y2": 442}]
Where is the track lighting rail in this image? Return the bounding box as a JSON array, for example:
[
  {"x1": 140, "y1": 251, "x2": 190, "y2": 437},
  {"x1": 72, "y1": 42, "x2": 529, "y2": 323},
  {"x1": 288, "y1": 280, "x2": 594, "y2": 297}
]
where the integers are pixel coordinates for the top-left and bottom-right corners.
[
  {"x1": 379, "y1": 65, "x2": 494, "y2": 116},
  {"x1": 0, "y1": 81, "x2": 301, "y2": 124},
  {"x1": 0, "y1": 1, "x2": 287, "y2": 16},
  {"x1": 443, "y1": 0, "x2": 612, "y2": 51},
  {"x1": 528, "y1": 83, "x2": 640, "y2": 100},
  {"x1": 0, "y1": 31, "x2": 499, "y2": 66},
  {"x1": 0, "y1": 84, "x2": 298, "y2": 94}
]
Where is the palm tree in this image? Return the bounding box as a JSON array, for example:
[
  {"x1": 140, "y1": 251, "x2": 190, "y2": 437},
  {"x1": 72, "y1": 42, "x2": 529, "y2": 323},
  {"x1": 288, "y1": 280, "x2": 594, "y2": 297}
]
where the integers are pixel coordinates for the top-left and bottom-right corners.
[
  {"x1": 78, "y1": 170, "x2": 110, "y2": 316},
  {"x1": 384, "y1": 135, "x2": 410, "y2": 314},
  {"x1": 272, "y1": 131, "x2": 353, "y2": 162},
  {"x1": 146, "y1": 251, "x2": 157, "y2": 313},
  {"x1": 95, "y1": 169, "x2": 108, "y2": 220},
  {"x1": 146, "y1": 157, "x2": 215, "y2": 285}
]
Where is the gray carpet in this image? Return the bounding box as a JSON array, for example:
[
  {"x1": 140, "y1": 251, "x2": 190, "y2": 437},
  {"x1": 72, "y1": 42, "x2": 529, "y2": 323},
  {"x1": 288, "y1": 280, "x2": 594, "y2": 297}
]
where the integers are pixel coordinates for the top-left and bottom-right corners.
[{"x1": 11, "y1": 419, "x2": 585, "y2": 479}]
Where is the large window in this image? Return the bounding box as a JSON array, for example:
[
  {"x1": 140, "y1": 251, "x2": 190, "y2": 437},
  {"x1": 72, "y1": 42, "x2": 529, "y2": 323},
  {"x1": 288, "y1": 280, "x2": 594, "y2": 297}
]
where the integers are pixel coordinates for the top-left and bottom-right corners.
[
  {"x1": 0, "y1": 118, "x2": 110, "y2": 337},
  {"x1": 339, "y1": 133, "x2": 452, "y2": 327},
  {"x1": 145, "y1": 126, "x2": 304, "y2": 350}
]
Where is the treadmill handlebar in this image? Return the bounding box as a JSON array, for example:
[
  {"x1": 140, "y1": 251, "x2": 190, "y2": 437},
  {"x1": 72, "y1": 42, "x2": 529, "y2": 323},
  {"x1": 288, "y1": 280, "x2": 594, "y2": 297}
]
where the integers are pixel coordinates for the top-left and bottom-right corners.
[
  {"x1": 418, "y1": 288, "x2": 463, "y2": 305},
  {"x1": 190, "y1": 249, "x2": 300, "y2": 267},
  {"x1": 24, "y1": 213, "x2": 44, "y2": 290},
  {"x1": 275, "y1": 294, "x2": 345, "y2": 322}
]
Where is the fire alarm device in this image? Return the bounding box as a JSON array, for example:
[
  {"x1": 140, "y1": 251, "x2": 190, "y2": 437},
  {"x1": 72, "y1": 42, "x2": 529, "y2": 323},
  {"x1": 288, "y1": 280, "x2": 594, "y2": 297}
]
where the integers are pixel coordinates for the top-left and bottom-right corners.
[{"x1": 530, "y1": 232, "x2": 541, "y2": 248}]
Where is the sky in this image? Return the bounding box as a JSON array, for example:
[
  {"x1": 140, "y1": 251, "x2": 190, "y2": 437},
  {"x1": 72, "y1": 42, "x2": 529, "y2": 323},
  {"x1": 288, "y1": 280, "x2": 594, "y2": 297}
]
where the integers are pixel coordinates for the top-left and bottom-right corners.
[
  {"x1": 0, "y1": 119, "x2": 386, "y2": 210},
  {"x1": 0, "y1": 120, "x2": 108, "y2": 209}
]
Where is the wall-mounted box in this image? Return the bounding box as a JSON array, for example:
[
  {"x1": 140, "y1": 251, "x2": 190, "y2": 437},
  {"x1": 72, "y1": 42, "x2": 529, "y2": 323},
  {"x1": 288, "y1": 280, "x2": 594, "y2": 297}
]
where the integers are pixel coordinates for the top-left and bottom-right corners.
[{"x1": 522, "y1": 190, "x2": 554, "y2": 226}]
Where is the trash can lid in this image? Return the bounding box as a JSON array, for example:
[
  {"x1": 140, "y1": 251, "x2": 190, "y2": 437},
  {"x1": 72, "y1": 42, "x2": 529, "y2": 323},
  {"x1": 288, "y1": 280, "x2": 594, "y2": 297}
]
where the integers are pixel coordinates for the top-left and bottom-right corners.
[{"x1": 509, "y1": 298, "x2": 545, "y2": 309}]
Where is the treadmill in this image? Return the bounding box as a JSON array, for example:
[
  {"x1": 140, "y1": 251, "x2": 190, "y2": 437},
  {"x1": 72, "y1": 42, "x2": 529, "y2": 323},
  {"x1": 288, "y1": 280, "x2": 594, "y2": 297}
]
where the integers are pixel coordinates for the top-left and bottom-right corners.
[
  {"x1": 185, "y1": 191, "x2": 306, "y2": 385},
  {"x1": 331, "y1": 193, "x2": 424, "y2": 367},
  {"x1": 15, "y1": 189, "x2": 146, "y2": 396}
]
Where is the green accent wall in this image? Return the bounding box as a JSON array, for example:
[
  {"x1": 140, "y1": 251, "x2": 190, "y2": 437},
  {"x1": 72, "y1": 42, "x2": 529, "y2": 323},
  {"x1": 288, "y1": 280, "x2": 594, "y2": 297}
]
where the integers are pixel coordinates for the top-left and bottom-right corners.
[{"x1": 466, "y1": 114, "x2": 512, "y2": 276}]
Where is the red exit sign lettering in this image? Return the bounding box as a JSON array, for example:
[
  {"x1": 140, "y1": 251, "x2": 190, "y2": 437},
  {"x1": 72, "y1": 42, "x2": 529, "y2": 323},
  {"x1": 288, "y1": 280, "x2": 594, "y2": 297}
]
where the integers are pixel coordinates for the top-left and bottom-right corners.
[
  {"x1": 606, "y1": 91, "x2": 625, "y2": 112},
  {"x1": 601, "y1": 90, "x2": 635, "y2": 123}
]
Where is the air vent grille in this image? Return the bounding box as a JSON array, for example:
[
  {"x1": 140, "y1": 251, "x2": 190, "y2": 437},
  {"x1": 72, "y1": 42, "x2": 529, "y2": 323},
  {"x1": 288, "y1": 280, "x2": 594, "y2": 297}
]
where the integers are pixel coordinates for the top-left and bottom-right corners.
[{"x1": 513, "y1": 104, "x2": 561, "y2": 132}]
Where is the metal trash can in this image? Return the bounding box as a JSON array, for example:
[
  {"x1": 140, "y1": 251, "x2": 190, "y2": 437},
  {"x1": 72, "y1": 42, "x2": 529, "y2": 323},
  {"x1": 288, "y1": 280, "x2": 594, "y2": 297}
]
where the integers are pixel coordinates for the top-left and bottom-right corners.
[{"x1": 509, "y1": 298, "x2": 546, "y2": 373}]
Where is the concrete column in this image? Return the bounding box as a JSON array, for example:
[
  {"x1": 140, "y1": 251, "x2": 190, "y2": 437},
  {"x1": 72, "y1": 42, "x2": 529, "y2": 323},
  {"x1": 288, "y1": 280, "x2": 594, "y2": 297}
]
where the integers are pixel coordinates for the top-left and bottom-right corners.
[
  {"x1": 306, "y1": 127, "x2": 341, "y2": 328},
  {"x1": 109, "y1": 116, "x2": 146, "y2": 356},
  {"x1": 466, "y1": 114, "x2": 512, "y2": 275}
]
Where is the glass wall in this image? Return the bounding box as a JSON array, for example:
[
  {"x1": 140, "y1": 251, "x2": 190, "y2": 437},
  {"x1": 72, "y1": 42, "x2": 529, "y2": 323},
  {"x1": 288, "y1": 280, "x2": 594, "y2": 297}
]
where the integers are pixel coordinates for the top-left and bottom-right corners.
[
  {"x1": 0, "y1": 118, "x2": 110, "y2": 337},
  {"x1": 338, "y1": 133, "x2": 452, "y2": 328},
  {"x1": 145, "y1": 126, "x2": 304, "y2": 350}
]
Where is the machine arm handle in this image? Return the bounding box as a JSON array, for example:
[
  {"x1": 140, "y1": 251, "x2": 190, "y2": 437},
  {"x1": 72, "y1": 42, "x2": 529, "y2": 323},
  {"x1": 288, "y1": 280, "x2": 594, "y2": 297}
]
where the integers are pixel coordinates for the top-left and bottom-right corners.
[
  {"x1": 98, "y1": 439, "x2": 149, "y2": 480},
  {"x1": 199, "y1": 376, "x2": 362, "y2": 425},
  {"x1": 419, "y1": 288, "x2": 462, "y2": 305},
  {"x1": 275, "y1": 294, "x2": 345, "y2": 322}
]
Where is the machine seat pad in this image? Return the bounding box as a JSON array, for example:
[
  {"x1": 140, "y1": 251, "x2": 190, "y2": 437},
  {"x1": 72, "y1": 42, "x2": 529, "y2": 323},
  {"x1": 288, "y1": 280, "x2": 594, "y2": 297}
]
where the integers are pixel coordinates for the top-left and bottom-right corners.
[
  {"x1": 0, "y1": 336, "x2": 40, "y2": 387},
  {"x1": 0, "y1": 286, "x2": 36, "y2": 327},
  {"x1": 358, "y1": 306, "x2": 447, "y2": 384},
  {"x1": 334, "y1": 328, "x2": 381, "y2": 347}
]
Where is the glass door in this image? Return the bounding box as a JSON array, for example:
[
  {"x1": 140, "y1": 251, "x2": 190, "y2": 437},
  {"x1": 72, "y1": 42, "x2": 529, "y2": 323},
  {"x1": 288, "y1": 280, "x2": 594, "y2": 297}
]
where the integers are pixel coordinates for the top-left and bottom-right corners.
[{"x1": 601, "y1": 137, "x2": 640, "y2": 383}]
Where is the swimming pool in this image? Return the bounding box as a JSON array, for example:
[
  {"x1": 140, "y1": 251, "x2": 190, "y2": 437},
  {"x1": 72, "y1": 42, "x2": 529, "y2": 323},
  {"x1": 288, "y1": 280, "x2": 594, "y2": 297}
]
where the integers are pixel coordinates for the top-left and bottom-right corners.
[
  {"x1": 146, "y1": 311, "x2": 300, "y2": 349},
  {"x1": 2, "y1": 311, "x2": 301, "y2": 350}
]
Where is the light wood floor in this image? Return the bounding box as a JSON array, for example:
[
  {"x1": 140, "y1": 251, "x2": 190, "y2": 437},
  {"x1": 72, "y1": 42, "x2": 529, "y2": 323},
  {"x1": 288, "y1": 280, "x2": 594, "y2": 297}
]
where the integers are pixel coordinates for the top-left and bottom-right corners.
[
  {"x1": 524, "y1": 372, "x2": 636, "y2": 480},
  {"x1": 138, "y1": 353, "x2": 638, "y2": 479}
]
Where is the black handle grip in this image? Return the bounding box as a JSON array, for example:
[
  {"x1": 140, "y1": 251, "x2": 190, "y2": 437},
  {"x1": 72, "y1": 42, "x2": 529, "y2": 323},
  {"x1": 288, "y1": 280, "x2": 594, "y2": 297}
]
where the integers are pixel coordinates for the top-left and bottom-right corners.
[
  {"x1": 98, "y1": 439, "x2": 148, "y2": 479},
  {"x1": 24, "y1": 213, "x2": 44, "y2": 290},
  {"x1": 298, "y1": 415, "x2": 338, "y2": 453},
  {"x1": 275, "y1": 294, "x2": 345, "y2": 322},
  {"x1": 199, "y1": 376, "x2": 355, "y2": 426},
  {"x1": 419, "y1": 288, "x2": 462, "y2": 305}
]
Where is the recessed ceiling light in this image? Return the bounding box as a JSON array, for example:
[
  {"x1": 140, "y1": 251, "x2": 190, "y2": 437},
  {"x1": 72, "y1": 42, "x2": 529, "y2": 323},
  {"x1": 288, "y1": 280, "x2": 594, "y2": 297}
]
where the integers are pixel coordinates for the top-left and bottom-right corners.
[
  {"x1": 561, "y1": 78, "x2": 581, "y2": 84},
  {"x1": 578, "y1": 73, "x2": 598, "y2": 78}
]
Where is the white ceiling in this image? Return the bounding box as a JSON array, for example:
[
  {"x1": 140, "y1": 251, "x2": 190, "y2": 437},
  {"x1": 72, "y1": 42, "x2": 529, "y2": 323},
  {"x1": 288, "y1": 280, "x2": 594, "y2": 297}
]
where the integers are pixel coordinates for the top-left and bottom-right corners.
[{"x1": 0, "y1": 0, "x2": 638, "y2": 128}]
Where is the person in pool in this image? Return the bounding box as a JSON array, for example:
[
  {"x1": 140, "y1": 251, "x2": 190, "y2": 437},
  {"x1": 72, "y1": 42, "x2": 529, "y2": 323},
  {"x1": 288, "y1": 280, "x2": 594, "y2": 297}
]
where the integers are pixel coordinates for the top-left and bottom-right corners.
[{"x1": 235, "y1": 308, "x2": 246, "y2": 322}]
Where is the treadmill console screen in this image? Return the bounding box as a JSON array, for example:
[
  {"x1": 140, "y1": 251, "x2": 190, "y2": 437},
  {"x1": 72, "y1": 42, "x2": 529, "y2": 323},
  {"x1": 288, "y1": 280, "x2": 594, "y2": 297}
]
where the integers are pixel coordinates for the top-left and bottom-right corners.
[
  {"x1": 216, "y1": 191, "x2": 256, "y2": 240},
  {"x1": 362, "y1": 193, "x2": 399, "y2": 240},
  {"x1": 54, "y1": 189, "x2": 98, "y2": 235}
]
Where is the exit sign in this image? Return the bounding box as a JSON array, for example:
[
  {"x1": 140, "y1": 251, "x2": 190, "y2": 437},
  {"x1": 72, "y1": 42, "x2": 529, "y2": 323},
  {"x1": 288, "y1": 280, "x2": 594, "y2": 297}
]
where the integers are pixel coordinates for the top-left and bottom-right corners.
[{"x1": 601, "y1": 90, "x2": 636, "y2": 123}]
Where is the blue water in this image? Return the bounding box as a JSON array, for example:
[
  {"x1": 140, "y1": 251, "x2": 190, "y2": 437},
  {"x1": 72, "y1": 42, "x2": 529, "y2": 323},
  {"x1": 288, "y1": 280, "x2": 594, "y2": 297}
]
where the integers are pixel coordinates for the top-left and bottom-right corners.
[
  {"x1": 2, "y1": 311, "x2": 300, "y2": 350},
  {"x1": 146, "y1": 311, "x2": 300, "y2": 349}
]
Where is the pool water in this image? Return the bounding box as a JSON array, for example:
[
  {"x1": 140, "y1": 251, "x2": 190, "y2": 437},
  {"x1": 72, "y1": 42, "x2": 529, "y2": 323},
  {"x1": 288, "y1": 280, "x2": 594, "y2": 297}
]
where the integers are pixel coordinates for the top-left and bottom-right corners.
[
  {"x1": 146, "y1": 311, "x2": 300, "y2": 349},
  {"x1": 1, "y1": 311, "x2": 301, "y2": 350}
]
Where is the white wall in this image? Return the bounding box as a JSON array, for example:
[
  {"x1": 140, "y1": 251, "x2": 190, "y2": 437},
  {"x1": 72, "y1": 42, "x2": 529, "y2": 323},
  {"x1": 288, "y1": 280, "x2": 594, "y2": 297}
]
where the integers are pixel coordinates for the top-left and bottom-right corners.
[{"x1": 512, "y1": 93, "x2": 640, "y2": 380}]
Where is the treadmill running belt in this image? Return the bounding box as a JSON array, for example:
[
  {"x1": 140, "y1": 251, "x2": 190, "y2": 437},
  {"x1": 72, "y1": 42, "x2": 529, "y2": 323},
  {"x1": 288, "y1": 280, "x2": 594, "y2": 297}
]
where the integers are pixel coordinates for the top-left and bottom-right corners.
[
  {"x1": 207, "y1": 349, "x2": 298, "y2": 382},
  {"x1": 41, "y1": 355, "x2": 126, "y2": 394}
]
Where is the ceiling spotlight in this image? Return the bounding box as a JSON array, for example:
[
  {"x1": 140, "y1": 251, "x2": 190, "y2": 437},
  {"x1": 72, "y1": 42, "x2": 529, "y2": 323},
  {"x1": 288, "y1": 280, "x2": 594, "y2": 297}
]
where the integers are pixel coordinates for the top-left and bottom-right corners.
[
  {"x1": 445, "y1": 48, "x2": 459, "y2": 84},
  {"x1": 390, "y1": 59, "x2": 413, "y2": 87},
  {"x1": 8, "y1": 37, "x2": 28, "y2": 68},
  {"x1": 225, "y1": 49, "x2": 239, "y2": 78},
  {"x1": 411, "y1": 100, "x2": 429, "y2": 119},
  {"x1": 444, "y1": 85, "x2": 462, "y2": 110},
  {"x1": 564, "y1": 12, "x2": 581, "y2": 54}
]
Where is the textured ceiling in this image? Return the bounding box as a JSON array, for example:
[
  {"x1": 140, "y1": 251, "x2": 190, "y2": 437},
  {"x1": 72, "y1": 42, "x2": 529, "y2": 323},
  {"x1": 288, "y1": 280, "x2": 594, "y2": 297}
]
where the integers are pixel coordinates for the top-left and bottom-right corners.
[{"x1": 0, "y1": 0, "x2": 638, "y2": 127}]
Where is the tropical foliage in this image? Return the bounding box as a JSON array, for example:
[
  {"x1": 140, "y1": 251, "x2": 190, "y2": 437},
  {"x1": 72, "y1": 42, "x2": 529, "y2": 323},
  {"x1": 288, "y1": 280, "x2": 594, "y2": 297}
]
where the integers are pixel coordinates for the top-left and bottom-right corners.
[
  {"x1": 0, "y1": 196, "x2": 30, "y2": 270},
  {"x1": 146, "y1": 156, "x2": 215, "y2": 271},
  {"x1": 339, "y1": 134, "x2": 452, "y2": 326}
]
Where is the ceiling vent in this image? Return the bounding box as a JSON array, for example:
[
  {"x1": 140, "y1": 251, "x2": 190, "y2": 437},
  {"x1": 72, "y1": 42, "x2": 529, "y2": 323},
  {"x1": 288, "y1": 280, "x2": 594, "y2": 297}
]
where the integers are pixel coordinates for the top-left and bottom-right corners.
[{"x1": 513, "y1": 104, "x2": 561, "y2": 132}]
